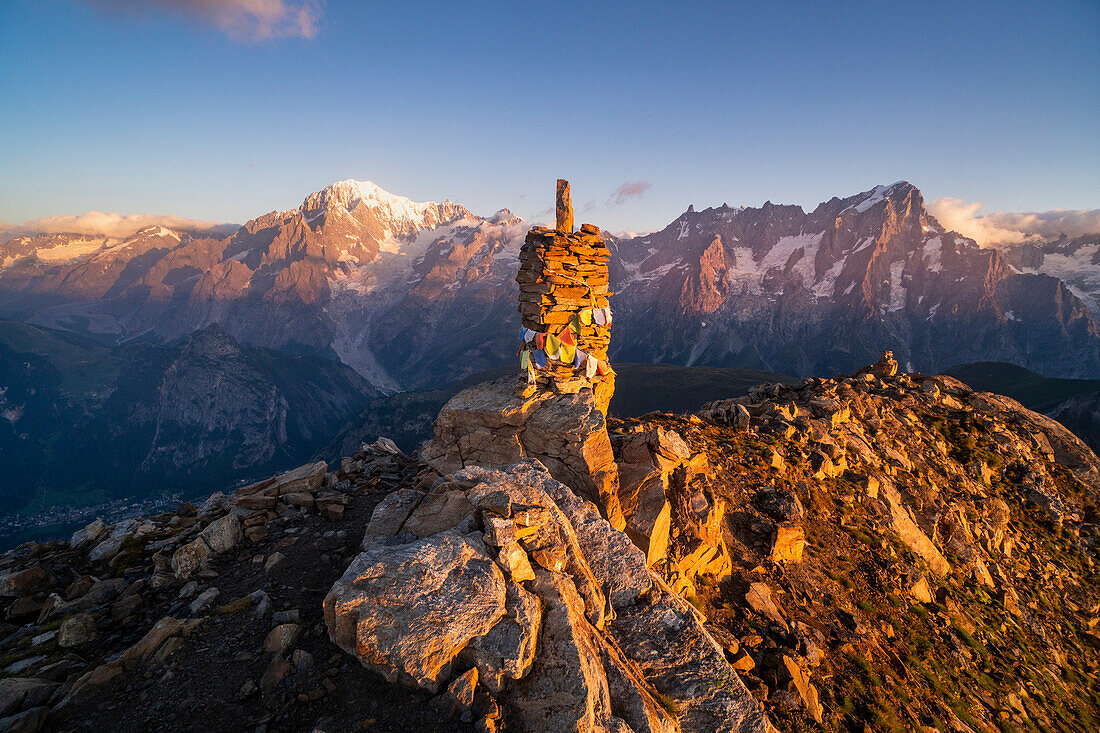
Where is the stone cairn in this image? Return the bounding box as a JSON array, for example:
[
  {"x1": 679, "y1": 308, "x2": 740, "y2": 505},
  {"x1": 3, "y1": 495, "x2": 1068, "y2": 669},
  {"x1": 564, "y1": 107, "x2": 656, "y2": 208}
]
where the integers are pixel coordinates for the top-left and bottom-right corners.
[{"x1": 516, "y1": 180, "x2": 615, "y2": 413}]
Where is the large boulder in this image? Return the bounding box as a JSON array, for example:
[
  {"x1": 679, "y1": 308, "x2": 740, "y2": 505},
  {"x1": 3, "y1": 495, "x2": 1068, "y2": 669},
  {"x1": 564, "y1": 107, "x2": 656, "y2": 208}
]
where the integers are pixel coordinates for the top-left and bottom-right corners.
[
  {"x1": 324, "y1": 531, "x2": 508, "y2": 692},
  {"x1": 421, "y1": 378, "x2": 625, "y2": 530},
  {"x1": 325, "y1": 459, "x2": 773, "y2": 732}
]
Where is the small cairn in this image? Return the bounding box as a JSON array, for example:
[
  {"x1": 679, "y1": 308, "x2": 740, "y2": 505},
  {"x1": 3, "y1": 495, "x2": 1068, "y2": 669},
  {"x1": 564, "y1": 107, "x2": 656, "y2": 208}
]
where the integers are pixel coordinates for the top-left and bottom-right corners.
[{"x1": 516, "y1": 180, "x2": 615, "y2": 413}]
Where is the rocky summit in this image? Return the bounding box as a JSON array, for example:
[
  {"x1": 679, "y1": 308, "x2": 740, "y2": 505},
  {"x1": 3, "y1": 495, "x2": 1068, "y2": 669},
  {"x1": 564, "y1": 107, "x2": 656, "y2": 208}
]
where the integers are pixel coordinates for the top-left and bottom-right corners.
[{"x1": 0, "y1": 350, "x2": 1098, "y2": 731}]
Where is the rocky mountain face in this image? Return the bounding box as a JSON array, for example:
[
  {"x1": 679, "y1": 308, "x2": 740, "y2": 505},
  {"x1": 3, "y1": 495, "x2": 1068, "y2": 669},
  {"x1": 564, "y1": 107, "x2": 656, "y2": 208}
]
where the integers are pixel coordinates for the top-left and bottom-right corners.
[
  {"x1": 3, "y1": 181, "x2": 1099, "y2": 391},
  {"x1": 995, "y1": 233, "x2": 1100, "y2": 315},
  {"x1": 1, "y1": 357, "x2": 1097, "y2": 731},
  {"x1": 610, "y1": 183, "x2": 1100, "y2": 378},
  {"x1": 0, "y1": 320, "x2": 375, "y2": 517}
]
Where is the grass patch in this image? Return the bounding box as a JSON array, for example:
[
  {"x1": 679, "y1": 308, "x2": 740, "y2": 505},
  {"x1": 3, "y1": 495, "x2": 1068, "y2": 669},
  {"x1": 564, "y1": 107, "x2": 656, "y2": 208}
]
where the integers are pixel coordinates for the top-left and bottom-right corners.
[
  {"x1": 210, "y1": 595, "x2": 254, "y2": 616},
  {"x1": 654, "y1": 692, "x2": 678, "y2": 717}
]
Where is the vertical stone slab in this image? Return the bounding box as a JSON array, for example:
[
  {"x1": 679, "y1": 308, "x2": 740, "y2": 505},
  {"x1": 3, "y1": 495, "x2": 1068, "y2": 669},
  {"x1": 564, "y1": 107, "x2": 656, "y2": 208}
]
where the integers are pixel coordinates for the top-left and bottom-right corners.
[{"x1": 556, "y1": 179, "x2": 574, "y2": 234}]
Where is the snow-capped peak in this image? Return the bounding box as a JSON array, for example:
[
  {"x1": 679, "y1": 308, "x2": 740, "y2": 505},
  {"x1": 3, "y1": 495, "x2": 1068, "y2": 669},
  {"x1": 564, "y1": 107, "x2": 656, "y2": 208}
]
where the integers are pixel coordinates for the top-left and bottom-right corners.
[
  {"x1": 843, "y1": 181, "x2": 911, "y2": 214},
  {"x1": 302, "y1": 179, "x2": 439, "y2": 222}
]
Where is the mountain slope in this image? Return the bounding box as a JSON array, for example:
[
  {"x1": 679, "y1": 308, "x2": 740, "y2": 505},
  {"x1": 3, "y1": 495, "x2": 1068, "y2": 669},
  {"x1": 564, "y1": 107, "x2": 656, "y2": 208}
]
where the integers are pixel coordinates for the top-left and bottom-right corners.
[
  {"x1": 945, "y1": 361, "x2": 1100, "y2": 453},
  {"x1": 0, "y1": 320, "x2": 376, "y2": 517},
  {"x1": 1, "y1": 359, "x2": 1098, "y2": 731}
]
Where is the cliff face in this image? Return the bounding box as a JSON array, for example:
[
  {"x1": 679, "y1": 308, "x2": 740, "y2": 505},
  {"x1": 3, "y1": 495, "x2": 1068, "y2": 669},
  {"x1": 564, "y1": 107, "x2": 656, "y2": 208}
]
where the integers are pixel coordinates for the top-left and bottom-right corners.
[{"x1": 610, "y1": 183, "x2": 1100, "y2": 378}]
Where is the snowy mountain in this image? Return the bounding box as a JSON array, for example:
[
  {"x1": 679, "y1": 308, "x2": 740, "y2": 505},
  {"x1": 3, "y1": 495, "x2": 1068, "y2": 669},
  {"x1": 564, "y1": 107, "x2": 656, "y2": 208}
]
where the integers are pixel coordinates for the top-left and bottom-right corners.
[
  {"x1": 2, "y1": 180, "x2": 1098, "y2": 391},
  {"x1": 609, "y1": 181, "x2": 1100, "y2": 377},
  {"x1": 992, "y1": 233, "x2": 1100, "y2": 315}
]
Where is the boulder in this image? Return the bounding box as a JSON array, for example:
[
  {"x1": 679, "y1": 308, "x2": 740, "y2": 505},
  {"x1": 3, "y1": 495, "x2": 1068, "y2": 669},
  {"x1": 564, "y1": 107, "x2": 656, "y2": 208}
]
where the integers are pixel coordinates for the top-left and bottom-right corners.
[
  {"x1": 58, "y1": 612, "x2": 98, "y2": 647},
  {"x1": 0, "y1": 678, "x2": 57, "y2": 718},
  {"x1": 422, "y1": 379, "x2": 626, "y2": 530},
  {"x1": 0, "y1": 706, "x2": 48, "y2": 733},
  {"x1": 171, "y1": 538, "x2": 211, "y2": 579},
  {"x1": 324, "y1": 531, "x2": 508, "y2": 692},
  {"x1": 87, "y1": 519, "x2": 139, "y2": 563},
  {"x1": 236, "y1": 461, "x2": 327, "y2": 499},
  {"x1": 69, "y1": 520, "x2": 107, "y2": 551},
  {"x1": 617, "y1": 463, "x2": 671, "y2": 566},
  {"x1": 745, "y1": 582, "x2": 786, "y2": 628},
  {"x1": 462, "y1": 583, "x2": 541, "y2": 693},
  {"x1": 0, "y1": 567, "x2": 50, "y2": 597},
  {"x1": 770, "y1": 525, "x2": 805, "y2": 564},
  {"x1": 508, "y1": 569, "x2": 627, "y2": 732},
  {"x1": 444, "y1": 668, "x2": 478, "y2": 719},
  {"x1": 779, "y1": 656, "x2": 823, "y2": 724},
  {"x1": 263, "y1": 624, "x2": 301, "y2": 655},
  {"x1": 363, "y1": 489, "x2": 425, "y2": 539},
  {"x1": 198, "y1": 514, "x2": 242, "y2": 554},
  {"x1": 118, "y1": 616, "x2": 202, "y2": 668},
  {"x1": 402, "y1": 490, "x2": 474, "y2": 538}
]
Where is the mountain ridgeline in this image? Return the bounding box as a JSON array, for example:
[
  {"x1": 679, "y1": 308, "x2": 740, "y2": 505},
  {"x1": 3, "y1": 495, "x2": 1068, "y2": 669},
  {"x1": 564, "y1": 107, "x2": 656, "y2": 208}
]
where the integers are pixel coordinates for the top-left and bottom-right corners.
[{"x1": 2, "y1": 180, "x2": 1099, "y2": 393}]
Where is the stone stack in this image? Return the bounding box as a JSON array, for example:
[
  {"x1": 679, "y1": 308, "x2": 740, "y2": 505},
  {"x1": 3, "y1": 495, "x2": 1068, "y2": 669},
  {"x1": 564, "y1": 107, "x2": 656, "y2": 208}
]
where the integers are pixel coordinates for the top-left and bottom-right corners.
[{"x1": 516, "y1": 180, "x2": 614, "y2": 413}]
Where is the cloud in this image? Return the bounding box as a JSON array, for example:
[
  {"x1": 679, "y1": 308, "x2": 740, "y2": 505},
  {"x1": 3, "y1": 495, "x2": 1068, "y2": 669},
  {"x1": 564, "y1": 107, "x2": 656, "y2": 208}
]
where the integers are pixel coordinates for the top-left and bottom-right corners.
[
  {"x1": 1, "y1": 212, "x2": 238, "y2": 239},
  {"x1": 84, "y1": 0, "x2": 322, "y2": 41},
  {"x1": 607, "y1": 181, "x2": 650, "y2": 207},
  {"x1": 928, "y1": 197, "x2": 1100, "y2": 247}
]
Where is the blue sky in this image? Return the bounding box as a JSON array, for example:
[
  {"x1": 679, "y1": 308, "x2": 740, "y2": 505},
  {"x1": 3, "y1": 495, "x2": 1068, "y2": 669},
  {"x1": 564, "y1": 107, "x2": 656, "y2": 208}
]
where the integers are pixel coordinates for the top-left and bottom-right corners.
[{"x1": 1, "y1": 0, "x2": 1098, "y2": 234}]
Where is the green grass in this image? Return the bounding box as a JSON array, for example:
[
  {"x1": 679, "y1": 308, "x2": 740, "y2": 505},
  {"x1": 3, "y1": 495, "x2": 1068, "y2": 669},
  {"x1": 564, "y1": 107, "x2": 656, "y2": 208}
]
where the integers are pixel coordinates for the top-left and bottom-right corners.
[{"x1": 654, "y1": 692, "x2": 679, "y2": 717}]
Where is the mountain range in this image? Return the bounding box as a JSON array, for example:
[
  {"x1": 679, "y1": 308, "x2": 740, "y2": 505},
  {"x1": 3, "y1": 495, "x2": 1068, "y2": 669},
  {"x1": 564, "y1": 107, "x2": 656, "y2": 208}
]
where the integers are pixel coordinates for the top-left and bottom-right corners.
[
  {"x1": 3, "y1": 179, "x2": 1099, "y2": 521},
  {"x1": 3, "y1": 179, "x2": 1099, "y2": 394}
]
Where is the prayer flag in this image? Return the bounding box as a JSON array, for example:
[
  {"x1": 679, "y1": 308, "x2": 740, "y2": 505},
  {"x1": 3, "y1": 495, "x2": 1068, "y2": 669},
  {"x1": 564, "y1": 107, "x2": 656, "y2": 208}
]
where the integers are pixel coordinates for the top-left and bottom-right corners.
[
  {"x1": 559, "y1": 327, "x2": 575, "y2": 346},
  {"x1": 593, "y1": 308, "x2": 606, "y2": 326},
  {"x1": 586, "y1": 356, "x2": 598, "y2": 378},
  {"x1": 574, "y1": 348, "x2": 587, "y2": 370},
  {"x1": 559, "y1": 342, "x2": 576, "y2": 363},
  {"x1": 545, "y1": 334, "x2": 560, "y2": 359},
  {"x1": 532, "y1": 350, "x2": 547, "y2": 369},
  {"x1": 534, "y1": 333, "x2": 546, "y2": 349},
  {"x1": 520, "y1": 350, "x2": 529, "y2": 369},
  {"x1": 580, "y1": 309, "x2": 592, "y2": 326}
]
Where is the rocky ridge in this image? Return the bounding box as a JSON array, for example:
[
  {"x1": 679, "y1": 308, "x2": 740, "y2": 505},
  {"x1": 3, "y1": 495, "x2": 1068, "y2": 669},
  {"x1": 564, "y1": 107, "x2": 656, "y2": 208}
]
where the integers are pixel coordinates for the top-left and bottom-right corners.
[{"x1": 0, "y1": 356, "x2": 1098, "y2": 730}]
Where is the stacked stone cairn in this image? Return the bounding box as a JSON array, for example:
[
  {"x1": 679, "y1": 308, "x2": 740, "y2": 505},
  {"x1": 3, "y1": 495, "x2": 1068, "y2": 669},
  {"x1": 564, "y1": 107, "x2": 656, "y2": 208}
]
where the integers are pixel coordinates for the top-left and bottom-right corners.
[{"x1": 516, "y1": 180, "x2": 615, "y2": 413}]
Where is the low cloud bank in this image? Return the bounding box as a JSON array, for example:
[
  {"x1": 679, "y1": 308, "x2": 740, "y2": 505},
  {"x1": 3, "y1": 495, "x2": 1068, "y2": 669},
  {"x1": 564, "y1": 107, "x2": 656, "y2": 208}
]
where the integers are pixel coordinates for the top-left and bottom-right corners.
[
  {"x1": 2, "y1": 212, "x2": 238, "y2": 239},
  {"x1": 928, "y1": 197, "x2": 1100, "y2": 247}
]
